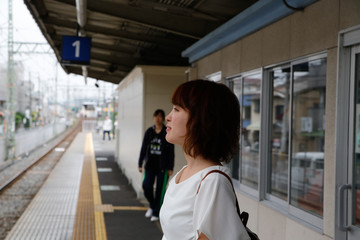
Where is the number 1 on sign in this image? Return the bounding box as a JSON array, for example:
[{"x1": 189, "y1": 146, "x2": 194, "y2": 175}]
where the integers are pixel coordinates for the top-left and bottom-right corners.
[{"x1": 72, "y1": 40, "x2": 80, "y2": 58}]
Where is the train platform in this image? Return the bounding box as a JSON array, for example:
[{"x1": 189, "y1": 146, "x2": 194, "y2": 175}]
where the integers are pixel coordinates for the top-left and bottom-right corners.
[{"x1": 5, "y1": 131, "x2": 163, "y2": 240}]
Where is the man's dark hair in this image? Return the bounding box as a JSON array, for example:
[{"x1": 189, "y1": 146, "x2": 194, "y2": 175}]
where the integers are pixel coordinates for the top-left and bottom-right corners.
[{"x1": 153, "y1": 109, "x2": 165, "y2": 119}]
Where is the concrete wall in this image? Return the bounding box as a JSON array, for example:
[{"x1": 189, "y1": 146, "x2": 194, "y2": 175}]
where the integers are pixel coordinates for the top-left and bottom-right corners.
[
  {"x1": 117, "y1": 67, "x2": 145, "y2": 196},
  {"x1": 0, "y1": 123, "x2": 66, "y2": 163},
  {"x1": 188, "y1": 1, "x2": 360, "y2": 240},
  {"x1": 117, "y1": 66, "x2": 187, "y2": 197}
]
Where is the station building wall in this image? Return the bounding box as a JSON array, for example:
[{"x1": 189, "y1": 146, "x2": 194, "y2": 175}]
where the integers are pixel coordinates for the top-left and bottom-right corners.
[
  {"x1": 116, "y1": 65, "x2": 187, "y2": 198},
  {"x1": 185, "y1": 0, "x2": 360, "y2": 240}
]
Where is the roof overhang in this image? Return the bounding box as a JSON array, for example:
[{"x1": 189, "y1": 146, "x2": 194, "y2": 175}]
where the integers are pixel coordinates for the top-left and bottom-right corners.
[
  {"x1": 182, "y1": 0, "x2": 318, "y2": 63},
  {"x1": 24, "y1": 0, "x2": 258, "y2": 84}
]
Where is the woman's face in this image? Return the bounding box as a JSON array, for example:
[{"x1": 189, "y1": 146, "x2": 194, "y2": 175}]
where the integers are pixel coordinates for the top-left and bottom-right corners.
[{"x1": 165, "y1": 105, "x2": 189, "y2": 146}]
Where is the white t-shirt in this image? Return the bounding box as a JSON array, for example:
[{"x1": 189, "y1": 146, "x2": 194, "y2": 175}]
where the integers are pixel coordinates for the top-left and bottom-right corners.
[
  {"x1": 103, "y1": 119, "x2": 112, "y2": 131},
  {"x1": 160, "y1": 165, "x2": 250, "y2": 240}
]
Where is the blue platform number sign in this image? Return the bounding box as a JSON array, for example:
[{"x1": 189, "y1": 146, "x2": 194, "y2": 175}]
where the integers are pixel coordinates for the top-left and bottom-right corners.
[{"x1": 61, "y1": 36, "x2": 91, "y2": 65}]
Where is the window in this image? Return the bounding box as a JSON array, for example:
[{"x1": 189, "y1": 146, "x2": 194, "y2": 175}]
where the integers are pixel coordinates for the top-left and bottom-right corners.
[
  {"x1": 269, "y1": 66, "x2": 291, "y2": 200},
  {"x1": 228, "y1": 71, "x2": 262, "y2": 190},
  {"x1": 267, "y1": 55, "x2": 327, "y2": 217},
  {"x1": 205, "y1": 71, "x2": 222, "y2": 82}
]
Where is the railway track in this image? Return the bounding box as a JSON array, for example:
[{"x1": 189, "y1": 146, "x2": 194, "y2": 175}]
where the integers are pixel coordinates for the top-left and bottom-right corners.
[{"x1": 0, "y1": 122, "x2": 81, "y2": 239}]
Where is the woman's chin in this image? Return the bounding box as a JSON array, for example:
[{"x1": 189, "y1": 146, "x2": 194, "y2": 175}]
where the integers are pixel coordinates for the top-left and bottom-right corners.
[
  {"x1": 165, "y1": 135, "x2": 172, "y2": 143},
  {"x1": 165, "y1": 136, "x2": 177, "y2": 145}
]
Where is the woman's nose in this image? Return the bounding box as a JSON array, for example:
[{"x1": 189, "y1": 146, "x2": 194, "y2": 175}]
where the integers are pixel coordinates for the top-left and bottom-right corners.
[{"x1": 166, "y1": 112, "x2": 171, "y2": 122}]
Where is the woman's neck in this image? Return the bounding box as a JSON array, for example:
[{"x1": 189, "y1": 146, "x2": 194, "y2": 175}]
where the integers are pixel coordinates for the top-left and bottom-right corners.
[
  {"x1": 177, "y1": 154, "x2": 220, "y2": 183},
  {"x1": 185, "y1": 154, "x2": 215, "y2": 169}
]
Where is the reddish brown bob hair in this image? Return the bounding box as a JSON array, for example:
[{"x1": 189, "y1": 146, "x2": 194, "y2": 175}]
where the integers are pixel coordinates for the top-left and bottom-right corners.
[{"x1": 171, "y1": 79, "x2": 240, "y2": 164}]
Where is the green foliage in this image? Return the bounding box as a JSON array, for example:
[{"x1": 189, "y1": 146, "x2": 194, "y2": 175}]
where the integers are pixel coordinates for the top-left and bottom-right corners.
[
  {"x1": 32, "y1": 111, "x2": 39, "y2": 122},
  {"x1": 15, "y1": 112, "x2": 25, "y2": 129},
  {"x1": 110, "y1": 111, "x2": 117, "y2": 121}
]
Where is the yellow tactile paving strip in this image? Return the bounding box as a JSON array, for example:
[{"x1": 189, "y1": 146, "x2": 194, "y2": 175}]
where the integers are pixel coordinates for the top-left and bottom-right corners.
[
  {"x1": 113, "y1": 206, "x2": 148, "y2": 211},
  {"x1": 73, "y1": 133, "x2": 107, "y2": 240},
  {"x1": 94, "y1": 204, "x2": 148, "y2": 212}
]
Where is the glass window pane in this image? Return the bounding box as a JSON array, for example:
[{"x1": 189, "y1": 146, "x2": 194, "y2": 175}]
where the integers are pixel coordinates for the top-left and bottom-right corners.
[
  {"x1": 230, "y1": 73, "x2": 261, "y2": 189},
  {"x1": 269, "y1": 67, "x2": 291, "y2": 200},
  {"x1": 240, "y1": 74, "x2": 261, "y2": 189},
  {"x1": 290, "y1": 58, "x2": 327, "y2": 217},
  {"x1": 353, "y1": 53, "x2": 360, "y2": 226},
  {"x1": 231, "y1": 79, "x2": 242, "y2": 180}
]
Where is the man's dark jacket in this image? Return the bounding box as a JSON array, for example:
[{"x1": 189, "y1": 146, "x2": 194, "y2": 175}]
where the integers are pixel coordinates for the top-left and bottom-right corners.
[{"x1": 138, "y1": 125, "x2": 174, "y2": 171}]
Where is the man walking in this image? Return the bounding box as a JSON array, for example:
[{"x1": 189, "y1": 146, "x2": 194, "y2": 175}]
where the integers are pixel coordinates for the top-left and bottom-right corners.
[
  {"x1": 103, "y1": 116, "x2": 112, "y2": 141},
  {"x1": 138, "y1": 109, "x2": 174, "y2": 221}
]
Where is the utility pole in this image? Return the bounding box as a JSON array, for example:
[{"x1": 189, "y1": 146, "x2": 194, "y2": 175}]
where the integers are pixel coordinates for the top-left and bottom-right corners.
[
  {"x1": 54, "y1": 61, "x2": 58, "y2": 136},
  {"x1": 38, "y1": 74, "x2": 41, "y2": 126},
  {"x1": 5, "y1": 0, "x2": 15, "y2": 160},
  {"x1": 28, "y1": 72, "x2": 32, "y2": 128}
]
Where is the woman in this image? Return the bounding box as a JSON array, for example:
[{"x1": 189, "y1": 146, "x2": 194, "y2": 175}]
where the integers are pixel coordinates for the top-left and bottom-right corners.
[{"x1": 160, "y1": 80, "x2": 250, "y2": 240}]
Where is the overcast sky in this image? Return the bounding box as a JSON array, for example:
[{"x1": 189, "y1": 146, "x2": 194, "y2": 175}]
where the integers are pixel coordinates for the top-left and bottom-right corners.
[{"x1": 0, "y1": 0, "x2": 116, "y2": 104}]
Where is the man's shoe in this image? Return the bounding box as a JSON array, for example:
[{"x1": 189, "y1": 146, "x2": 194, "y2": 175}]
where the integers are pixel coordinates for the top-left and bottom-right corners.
[
  {"x1": 150, "y1": 216, "x2": 159, "y2": 222},
  {"x1": 145, "y1": 208, "x2": 153, "y2": 218}
]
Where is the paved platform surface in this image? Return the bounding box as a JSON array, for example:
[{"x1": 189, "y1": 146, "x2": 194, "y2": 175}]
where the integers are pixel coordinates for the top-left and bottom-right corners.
[
  {"x1": 92, "y1": 132, "x2": 163, "y2": 240},
  {"x1": 5, "y1": 132, "x2": 85, "y2": 240},
  {"x1": 5, "y1": 131, "x2": 163, "y2": 240}
]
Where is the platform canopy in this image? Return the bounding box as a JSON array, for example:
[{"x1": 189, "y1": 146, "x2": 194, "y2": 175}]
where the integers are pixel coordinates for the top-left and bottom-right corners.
[{"x1": 24, "y1": 0, "x2": 257, "y2": 84}]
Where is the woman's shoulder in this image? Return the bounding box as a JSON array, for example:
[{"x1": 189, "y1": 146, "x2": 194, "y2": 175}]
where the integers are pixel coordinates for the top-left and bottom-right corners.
[
  {"x1": 198, "y1": 166, "x2": 233, "y2": 189},
  {"x1": 200, "y1": 165, "x2": 231, "y2": 179}
]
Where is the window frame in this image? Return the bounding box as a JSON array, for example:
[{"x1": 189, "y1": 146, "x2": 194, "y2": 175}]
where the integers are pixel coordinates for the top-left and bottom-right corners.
[
  {"x1": 226, "y1": 52, "x2": 327, "y2": 231},
  {"x1": 205, "y1": 71, "x2": 222, "y2": 82},
  {"x1": 262, "y1": 52, "x2": 327, "y2": 232},
  {"x1": 226, "y1": 68, "x2": 262, "y2": 199}
]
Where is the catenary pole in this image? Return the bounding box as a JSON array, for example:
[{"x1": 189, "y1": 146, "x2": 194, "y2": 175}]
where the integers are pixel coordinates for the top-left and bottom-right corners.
[{"x1": 5, "y1": 0, "x2": 15, "y2": 160}]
